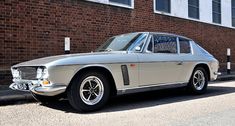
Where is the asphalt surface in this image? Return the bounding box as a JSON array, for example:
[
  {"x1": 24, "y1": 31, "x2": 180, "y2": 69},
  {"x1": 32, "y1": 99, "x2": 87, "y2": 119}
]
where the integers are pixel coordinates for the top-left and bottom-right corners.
[{"x1": 0, "y1": 81, "x2": 235, "y2": 126}]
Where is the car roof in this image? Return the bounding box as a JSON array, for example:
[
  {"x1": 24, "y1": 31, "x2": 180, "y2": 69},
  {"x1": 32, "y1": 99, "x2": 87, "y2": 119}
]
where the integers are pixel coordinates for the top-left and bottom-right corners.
[
  {"x1": 113, "y1": 32, "x2": 193, "y2": 41},
  {"x1": 149, "y1": 32, "x2": 193, "y2": 41}
]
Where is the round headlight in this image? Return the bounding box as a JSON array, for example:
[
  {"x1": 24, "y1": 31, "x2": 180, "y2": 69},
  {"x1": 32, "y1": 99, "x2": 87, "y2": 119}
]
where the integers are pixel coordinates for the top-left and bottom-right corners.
[
  {"x1": 12, "y1": 69, "x2": 20, "y2": 78},
  {"x1": 42, "y1": 68, "x2": 49, "y2": 79},
  {"x1": 36, "y1": 67, "x2": 49, "y2": 79},
  {"x1": 36, "y1": 68, "x2": 43, "y2": 79}
]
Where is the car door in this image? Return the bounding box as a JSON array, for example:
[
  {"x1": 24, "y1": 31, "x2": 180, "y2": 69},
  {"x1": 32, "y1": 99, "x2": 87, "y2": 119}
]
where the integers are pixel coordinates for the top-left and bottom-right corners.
[
  {"x1": 138, "y1": 34, "x2": 184, "y2": 86},
  {"x1": 177, "y1": 38, "x2": 195, "y2": 83}
]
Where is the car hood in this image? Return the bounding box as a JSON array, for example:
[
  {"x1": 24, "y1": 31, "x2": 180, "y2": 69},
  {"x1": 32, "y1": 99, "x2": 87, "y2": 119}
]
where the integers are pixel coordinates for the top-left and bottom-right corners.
[{"x1": 13, "y1": 51, "x2": 127, "y2": 67}]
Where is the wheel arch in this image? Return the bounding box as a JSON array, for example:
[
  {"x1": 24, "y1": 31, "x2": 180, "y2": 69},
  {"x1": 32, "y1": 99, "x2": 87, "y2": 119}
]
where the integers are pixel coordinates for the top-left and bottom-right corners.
[
  {"x1": 193, "y1": 63, "x2": 211, "y2": 81},
  {"x1": 67, "y1": 65, "x2": 117, "y2": 96}
]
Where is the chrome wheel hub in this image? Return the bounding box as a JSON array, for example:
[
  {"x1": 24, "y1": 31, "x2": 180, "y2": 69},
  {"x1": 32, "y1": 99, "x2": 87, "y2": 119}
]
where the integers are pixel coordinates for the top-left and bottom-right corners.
[
  {"x1": 193, "y1": 70, "x2": 205, "y2": 90},
  {"x1": 80, "y1": 76, "x2": 104, "y2": 105}
]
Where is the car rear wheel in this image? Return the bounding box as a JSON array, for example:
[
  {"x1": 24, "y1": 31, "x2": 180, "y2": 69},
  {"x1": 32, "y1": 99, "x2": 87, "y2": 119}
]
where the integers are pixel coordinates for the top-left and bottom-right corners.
[
  {"x1": 187, "y1": 67, "x2": 208, "y2": 94},
  {"x1": 67, "y1": 71, "x2": 110, "y2": 112}
]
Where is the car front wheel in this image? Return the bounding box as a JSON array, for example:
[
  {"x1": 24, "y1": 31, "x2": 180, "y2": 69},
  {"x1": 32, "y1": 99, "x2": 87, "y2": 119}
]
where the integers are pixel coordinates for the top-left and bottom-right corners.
[
  {"x1": 67, "y1": 71, "x2": 110, "y2": 112},
  {"x1": 187, "y1": 67, "x2": 208, "y2": 94}
]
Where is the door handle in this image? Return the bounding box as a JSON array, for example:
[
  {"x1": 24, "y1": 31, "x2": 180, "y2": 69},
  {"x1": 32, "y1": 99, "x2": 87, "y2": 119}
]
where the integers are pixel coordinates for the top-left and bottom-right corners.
[{"x1": 177, "y1": 61, "x2": 183, "y2": 65}]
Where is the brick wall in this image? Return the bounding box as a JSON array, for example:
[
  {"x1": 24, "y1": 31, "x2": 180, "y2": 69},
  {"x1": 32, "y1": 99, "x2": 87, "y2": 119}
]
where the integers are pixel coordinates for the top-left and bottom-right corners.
[{"x1": 0, "y1": 0, "x2": 235, "y2": 85}]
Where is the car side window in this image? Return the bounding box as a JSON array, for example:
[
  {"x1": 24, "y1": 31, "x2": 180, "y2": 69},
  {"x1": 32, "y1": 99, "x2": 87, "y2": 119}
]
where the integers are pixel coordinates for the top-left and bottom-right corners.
[
  {"x1": 152, "y1": 35, "x2": 177, "y2": 53},
  {"x1": 179, "y1": 38, "x2": 191, "y2": 54}
]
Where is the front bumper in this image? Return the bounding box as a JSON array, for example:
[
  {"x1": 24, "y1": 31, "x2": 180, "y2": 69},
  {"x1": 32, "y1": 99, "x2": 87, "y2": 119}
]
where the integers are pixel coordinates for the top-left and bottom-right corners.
[{"x1": 9, "y1": 83, "x2": 67, "y2": 96}]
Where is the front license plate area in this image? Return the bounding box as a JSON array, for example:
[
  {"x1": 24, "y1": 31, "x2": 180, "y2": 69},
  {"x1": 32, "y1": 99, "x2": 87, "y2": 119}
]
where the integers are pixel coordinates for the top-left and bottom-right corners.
[{"x1": 15, "y1": 83, "x2": 31, "y2": 91}]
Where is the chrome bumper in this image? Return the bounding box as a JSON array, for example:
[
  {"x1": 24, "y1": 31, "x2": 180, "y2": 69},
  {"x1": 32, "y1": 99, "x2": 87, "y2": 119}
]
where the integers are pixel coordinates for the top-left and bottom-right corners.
[
  {"x1": 214, "y1": 72, "x2": 222, "y2": 76},
  {"x1": 9, "y1": 83, "x2": 67, "y2": 96}
]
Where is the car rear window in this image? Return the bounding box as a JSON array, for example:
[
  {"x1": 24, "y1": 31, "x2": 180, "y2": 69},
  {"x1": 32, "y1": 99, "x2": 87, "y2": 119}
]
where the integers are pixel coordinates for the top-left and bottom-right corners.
[{"x1": 179, "y1": 38, "x2": 191, "y2": 53}]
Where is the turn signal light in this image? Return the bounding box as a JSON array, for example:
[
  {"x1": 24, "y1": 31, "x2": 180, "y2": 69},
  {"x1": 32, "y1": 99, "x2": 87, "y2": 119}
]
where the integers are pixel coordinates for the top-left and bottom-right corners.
[{"x1": 42, "y1": 80, "x2": 50, "y2": 85}]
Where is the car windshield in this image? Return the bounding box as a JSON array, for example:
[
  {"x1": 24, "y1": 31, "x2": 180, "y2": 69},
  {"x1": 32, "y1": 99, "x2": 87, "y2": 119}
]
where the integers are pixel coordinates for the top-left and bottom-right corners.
[{"x1": 96, "y1": 33, "x2": 143, "y2": 52}]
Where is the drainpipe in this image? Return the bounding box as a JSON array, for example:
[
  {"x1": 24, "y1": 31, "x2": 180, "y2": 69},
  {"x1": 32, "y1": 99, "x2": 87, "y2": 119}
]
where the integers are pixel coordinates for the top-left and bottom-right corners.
[
  {"x1": 65, "y1": 37, "x2": 70, "y2": 54},
  {"x1": 227, "y1": 48, "x2": 231, "y2": 74}
]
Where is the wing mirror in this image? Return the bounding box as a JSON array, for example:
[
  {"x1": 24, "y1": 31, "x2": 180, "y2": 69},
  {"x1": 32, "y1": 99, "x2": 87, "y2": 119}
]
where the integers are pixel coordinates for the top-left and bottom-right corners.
[{"x1": 135, "y1": 46, "x2": 141, "y2": 51}]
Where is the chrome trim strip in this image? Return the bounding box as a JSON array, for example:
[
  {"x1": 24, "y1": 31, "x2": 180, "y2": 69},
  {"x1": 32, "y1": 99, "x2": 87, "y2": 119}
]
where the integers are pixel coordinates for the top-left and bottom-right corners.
[{"x1": 117, "y1": 83, "x2": 187, "y2": 95}]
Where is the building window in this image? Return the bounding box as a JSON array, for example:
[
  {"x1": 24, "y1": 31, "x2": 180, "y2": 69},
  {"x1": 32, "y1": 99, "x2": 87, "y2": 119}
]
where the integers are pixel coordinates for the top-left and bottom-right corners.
[
  {"x1": 155, "y1": 0, "x2": 171, "y2": 13},
  {"x1": 232, "y1": 0, "x2": 235, "y2": 27},
  {"x1": 86, "y1": 0, "x2": 134, "y2": 9},
  {"x1": 188, "y1": 0, "x2": 199, "y2": 19},
  {"x1": 109, "y1": 0, "x2": 132, "y2": 7},
  {"x1": 212, "y1": 0, "x2": 221, "y2": 24}
]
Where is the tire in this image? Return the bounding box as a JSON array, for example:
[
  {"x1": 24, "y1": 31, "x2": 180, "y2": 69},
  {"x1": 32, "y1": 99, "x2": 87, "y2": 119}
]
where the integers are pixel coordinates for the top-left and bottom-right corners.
[
  {"x1": 67, "y1": 71, "x2": 110, "y2": 112},
  {"x1": 31, "y1": 93, "x2": 62, "y2": 103},
  {"x1": 187, "y1": 67, "x2": 208, "y2": 94}
]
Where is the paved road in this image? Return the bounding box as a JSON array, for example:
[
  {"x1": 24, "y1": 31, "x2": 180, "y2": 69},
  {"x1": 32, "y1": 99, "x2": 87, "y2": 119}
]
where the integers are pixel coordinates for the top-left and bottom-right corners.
[{"x1": 1, "y1": 81, "x2": 235, "y2": 126}]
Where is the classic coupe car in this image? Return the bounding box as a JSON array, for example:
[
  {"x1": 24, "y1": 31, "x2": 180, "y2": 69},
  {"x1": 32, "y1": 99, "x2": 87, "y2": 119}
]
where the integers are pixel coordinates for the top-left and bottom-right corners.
[{"x1": 10, "y1": 32, "x2": 220, "y2": 112}]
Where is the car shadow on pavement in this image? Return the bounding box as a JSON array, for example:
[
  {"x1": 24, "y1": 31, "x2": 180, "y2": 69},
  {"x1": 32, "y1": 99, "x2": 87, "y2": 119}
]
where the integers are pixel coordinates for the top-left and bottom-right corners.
[{"x1": 41, "y1": 83, "x2": 235, "y2": 114}]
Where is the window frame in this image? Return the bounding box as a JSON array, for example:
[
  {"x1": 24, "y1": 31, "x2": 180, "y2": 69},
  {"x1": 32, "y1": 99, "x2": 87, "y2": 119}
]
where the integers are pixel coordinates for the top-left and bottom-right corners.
[
  {"x1": 154, "y1": 0, "x2": 171, "y2": 14},
  {"x1": 86, "y1": 0, "x2": 134, "y2": 9},
  {"x1": 188, "y1": 0, "x2": 200, "y2": 19},
  {"x1": 109, "y1": 0, "x2": 134, "y2": 9},
  {"x1": 212, "y1": 0, "x2": 221, "y2": 24}
]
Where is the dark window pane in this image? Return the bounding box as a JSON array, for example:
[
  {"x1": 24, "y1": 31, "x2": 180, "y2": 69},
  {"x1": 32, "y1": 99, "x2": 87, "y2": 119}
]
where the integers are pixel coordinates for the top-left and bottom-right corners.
[
  {"x1": 156, "y1": 0, "x2": 171, "y2": 13},
  {"x1": 232, "y1": 8, "x2": 235, "y2": 17},
  {"x1": 212, "y1": 0, "x2": 221, "y2": 24},
  {"x1": 213, "y1": 2, "x2": 221, "y2": 13},
  {"x1": 233, "y1": 0, "x2": 235, "y2": 7},
  {"x1": 189, "y1": 6, "x2": 199, "y2": 19},
  {"x1": 188, "y1": 0, "x2": 199, "y2": 6},
  {"x1": 109, "y1": 0, "x2": 131, "y2": 6},
  {"x1": 232, "y1": 18, "x2": 235, "y2": 27},
  {"x1": 179, "y1": 38, "x2": 191, "y2": 53},
  {"x1": 213, "y1": 13, "x2": 221, "y2": 24},
  {"x1": 153, "y1": 35, "x2": 177, "y2": 53}
]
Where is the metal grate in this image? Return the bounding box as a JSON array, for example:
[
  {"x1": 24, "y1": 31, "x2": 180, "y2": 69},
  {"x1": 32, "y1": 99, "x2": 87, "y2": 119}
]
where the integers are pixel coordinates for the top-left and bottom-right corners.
[{"x1": 18, "y1": 67, "x2": 37, "y2": 80}]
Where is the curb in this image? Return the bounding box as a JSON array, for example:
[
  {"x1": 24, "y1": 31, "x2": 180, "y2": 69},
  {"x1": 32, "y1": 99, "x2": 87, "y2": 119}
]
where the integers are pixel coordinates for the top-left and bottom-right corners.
[
  {"x1": 0, "y1": 90, "x2": 35, "y2": 106},
  {"x1": 216, "y1": 73, "x2": 235, "y2": 81}
]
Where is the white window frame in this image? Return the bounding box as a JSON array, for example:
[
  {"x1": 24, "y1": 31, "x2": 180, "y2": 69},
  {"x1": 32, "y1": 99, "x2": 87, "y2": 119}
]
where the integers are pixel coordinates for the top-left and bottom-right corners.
[{"x1": 86, "y1": 0, "x2": 134, "y2": 9}]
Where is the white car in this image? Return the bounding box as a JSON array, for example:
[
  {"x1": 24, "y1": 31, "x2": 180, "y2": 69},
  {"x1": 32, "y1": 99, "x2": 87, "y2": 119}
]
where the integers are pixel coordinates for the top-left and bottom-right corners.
[{"x1": 10, "y1": 32, "x2": 220, "y2": 112}]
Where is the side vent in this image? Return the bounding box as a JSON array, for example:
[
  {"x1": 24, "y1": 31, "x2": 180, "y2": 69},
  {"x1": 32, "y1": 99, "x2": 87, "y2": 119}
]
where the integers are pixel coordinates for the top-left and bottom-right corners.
[{"x1": 121, "y1": 65, "x2": 130, "y2": 85}]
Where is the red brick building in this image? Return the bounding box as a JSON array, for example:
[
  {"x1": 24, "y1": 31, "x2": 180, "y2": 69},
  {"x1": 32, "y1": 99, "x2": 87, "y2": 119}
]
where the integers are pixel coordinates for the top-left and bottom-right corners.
[{"x1": 1, "y1": 0, "x2": 235, "y2": 85}]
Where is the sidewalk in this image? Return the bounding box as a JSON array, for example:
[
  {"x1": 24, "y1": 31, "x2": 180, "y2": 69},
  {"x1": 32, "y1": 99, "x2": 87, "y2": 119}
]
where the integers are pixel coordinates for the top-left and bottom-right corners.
[{"x1": 0, "y1": 72, "x2": 235, "y2": 105}]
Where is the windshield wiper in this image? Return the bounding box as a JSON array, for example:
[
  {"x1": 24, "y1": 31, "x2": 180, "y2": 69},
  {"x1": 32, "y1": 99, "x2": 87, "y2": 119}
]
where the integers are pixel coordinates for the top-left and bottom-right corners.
[{"x1": 98, "y1": 48, "x2": 113, "y2": 52}]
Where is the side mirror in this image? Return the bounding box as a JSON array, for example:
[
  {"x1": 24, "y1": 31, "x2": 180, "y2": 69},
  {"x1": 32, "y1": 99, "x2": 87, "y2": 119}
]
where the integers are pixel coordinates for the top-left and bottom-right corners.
[{"x1": 135, "y1": 46, "x2": 141, "y2": 51}]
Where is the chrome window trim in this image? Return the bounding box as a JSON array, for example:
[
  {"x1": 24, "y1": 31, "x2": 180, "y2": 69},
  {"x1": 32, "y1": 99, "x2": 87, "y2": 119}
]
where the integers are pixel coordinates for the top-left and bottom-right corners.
[
  {"x1": 128, "y1": 32, "x2": 150, "y2": 53},
  {"x1": 177, "y1": 37, "x2": 180, "y2": 55}
]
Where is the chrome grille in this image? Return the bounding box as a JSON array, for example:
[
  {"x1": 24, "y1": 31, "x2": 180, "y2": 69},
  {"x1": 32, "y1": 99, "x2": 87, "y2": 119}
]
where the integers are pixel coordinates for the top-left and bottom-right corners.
[{"x1": 18, "y1": 67, "x2": 37, "y2": 80}]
